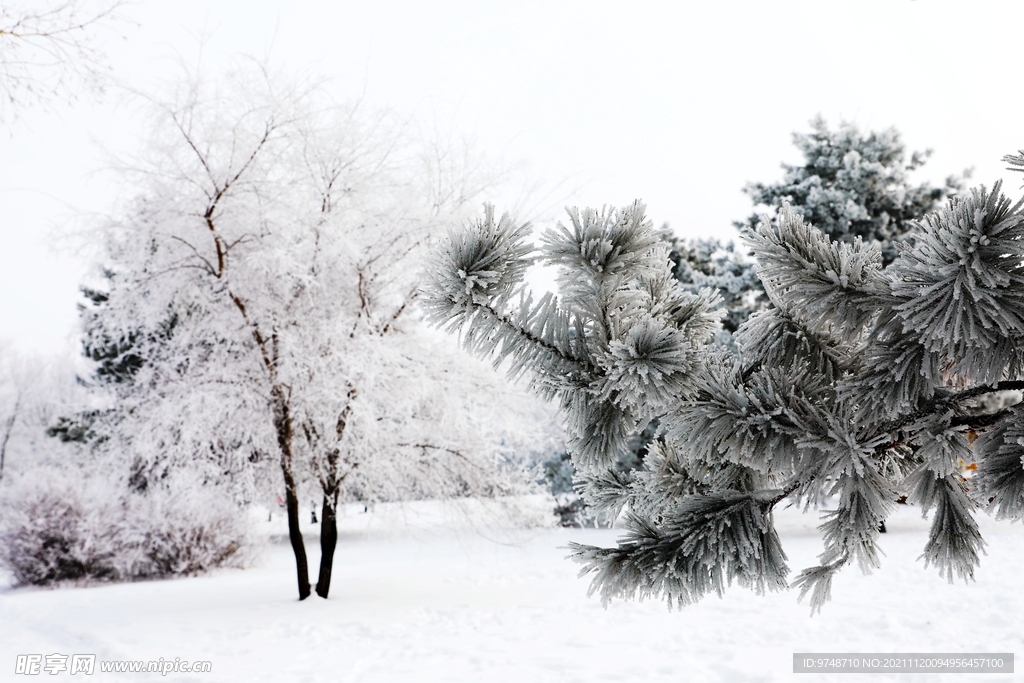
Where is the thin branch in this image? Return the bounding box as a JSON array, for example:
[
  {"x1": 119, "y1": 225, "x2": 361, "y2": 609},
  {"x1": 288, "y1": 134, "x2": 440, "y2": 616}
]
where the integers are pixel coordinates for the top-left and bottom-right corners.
[
  {"x1": 885, "y1": 380, "x2": 1024, "y2": 434},
  {"x1": 473, "y1": 299, "x2": 586, "y2": 368},
  {"x1": 168, "y1": 235, "x2": 217, "y2": 276},
  {"x1": 950, "y1": 410, "x2": 1010, "y2": 431},
  {"x1": 0, "y1": 0, "x2": 128, "y2": 117}
]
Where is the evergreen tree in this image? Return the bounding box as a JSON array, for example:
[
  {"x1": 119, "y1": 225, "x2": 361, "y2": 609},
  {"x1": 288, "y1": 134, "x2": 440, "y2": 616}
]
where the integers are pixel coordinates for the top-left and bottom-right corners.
[
  {"x1": 541, "y1": 121, "x2": 970, "y2": 531},
  {"x1": 739, "y1": 116, "x2": 967, "y2": 264},
  {"x1": 669, "y1": 237, "x2": 764, "y2": 346},
  {"x1": 424, "y1": 169, "x2": 1024, "y2": 612},
  {"x1": 668, "y1": 118, "x2": 968, "y2": 353},
  {"x1": 46, "y1": 279, "x2": 176, "y2": 452}
]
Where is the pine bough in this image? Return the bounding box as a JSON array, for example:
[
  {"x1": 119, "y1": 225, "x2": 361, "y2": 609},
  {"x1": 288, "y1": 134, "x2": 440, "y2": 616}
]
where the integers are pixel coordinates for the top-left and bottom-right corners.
[{"x1": 422, "y1": 162, "x2": 1024, "y2": 613}]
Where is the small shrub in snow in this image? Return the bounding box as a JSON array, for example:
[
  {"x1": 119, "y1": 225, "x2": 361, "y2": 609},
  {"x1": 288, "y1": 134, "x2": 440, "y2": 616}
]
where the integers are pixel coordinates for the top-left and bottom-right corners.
[
  {"x1": 0, "y1": 469, "x2": 251, "y2": 586},
  {"x1": 0, "y1": 472, "x2": 121, "y2": 585},
  {"x1": 121, "y1": 483, "x2": 253, "y2": 579}
]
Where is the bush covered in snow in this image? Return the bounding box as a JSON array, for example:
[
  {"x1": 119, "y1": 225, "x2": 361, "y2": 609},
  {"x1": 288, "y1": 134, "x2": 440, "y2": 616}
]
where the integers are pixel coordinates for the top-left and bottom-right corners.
[
  {"x1": 0, "y1": 471, "x2": 121, "y2": 584},
  {"x1": 0, "y1": 469, "x2": 252, "y2": 586}
]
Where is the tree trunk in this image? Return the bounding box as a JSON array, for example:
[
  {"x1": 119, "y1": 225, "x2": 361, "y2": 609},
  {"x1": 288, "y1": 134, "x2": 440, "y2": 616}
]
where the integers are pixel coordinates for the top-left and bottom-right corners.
[
  {"x1": 227, "y1": 265, "x2": 312, "y2": 600},
  {"x1": 315, "y1": 493, "x2": 338, "y2": 598},
  {"x1": 274, "y1": 390, "x2": 311, "y2": 600},
  {"x1": 282, "y1": 473, "x2": 310, "y2": 599},
  {"x1": 0, "y1": 400, "x2": 20, "y2": 484},
  {"x1": 315, "y1": 396, "x2": 353, "y2": 599}
]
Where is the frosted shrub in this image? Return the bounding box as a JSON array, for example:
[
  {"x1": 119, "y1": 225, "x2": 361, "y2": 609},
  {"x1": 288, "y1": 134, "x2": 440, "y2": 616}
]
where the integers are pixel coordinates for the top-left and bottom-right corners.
[
  {"x1": 122, "y1": 482, "x2": 253, "y2": 579},
  {"x1": 0, "y1": 469, "x2": 252, "y2": 586},
  {"x1": 0, "y1": 471, "x2": 121, "y2": 584}
]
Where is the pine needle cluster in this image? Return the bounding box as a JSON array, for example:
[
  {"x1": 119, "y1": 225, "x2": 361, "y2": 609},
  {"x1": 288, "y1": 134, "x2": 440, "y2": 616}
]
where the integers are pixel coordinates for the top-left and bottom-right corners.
[{"x1": 423, "y1": 168, "x2": 1024, "y2": 612}]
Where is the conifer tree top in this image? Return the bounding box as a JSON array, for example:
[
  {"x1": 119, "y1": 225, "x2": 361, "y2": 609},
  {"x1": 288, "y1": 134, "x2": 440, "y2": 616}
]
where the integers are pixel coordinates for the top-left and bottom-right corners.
[{"x1": 739, "y1": 116, "x2": 968, "y2": 264}]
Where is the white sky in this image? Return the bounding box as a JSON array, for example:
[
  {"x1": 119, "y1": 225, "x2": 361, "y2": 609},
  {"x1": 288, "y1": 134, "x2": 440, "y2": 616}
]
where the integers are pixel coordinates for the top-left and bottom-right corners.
[{"x1": 2, "y1": 0, "x2": 1023, "y2": 356}]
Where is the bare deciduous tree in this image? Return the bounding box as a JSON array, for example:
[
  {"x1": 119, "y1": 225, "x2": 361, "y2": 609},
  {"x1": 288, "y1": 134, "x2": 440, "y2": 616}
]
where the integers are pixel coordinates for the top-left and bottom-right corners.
[
  {"x1": 83, "y1": 61, "x2": 553, "y2": 600},
  {"x1": 0, "y1": 0, "x2": 126, "y2": 118}
]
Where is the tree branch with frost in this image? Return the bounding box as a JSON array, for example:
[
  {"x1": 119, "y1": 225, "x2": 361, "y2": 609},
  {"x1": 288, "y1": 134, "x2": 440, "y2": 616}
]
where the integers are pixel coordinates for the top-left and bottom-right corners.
[
  {"x1": 885, "y1": 380, "x2": 1024, "y2": 435},
  {"x1": 78, "y1": 62, "x2": 554, "y2": 602},
  {"x1": 0, "y1": 0, "x2": 127, "y2": 118},
  {"x1": 426, "y1": 178, "x2": 1024, "y2": 614}
]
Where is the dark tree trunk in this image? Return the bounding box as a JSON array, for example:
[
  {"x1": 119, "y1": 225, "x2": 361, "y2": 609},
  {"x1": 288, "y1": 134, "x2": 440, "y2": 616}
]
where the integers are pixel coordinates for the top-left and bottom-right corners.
[
  {"x1": 282, "y1": 474, "x2": 311, "y2": 599},
  {"x1": 313, "y1": 393, "x2": 355, "y2": 599},
  {"x1": 315, "y1": 494, "x2": 338, "y2": 598},
  {"x1": 229, "y1": 274, "x2": 311, "y2": 600},
  {"x1": 274, "y1": 389, "x2": 311, "y2": 601}
]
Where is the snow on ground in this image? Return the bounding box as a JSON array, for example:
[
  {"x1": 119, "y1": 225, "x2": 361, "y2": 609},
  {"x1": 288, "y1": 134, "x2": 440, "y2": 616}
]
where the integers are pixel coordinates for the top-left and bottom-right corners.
[{"x1": 1, "y1": 499, "x2": 1022, "y2": 683}]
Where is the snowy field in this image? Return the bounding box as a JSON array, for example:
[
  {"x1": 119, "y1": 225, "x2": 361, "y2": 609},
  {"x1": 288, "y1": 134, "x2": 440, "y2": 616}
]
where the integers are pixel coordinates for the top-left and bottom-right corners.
[{"x1": 1, "y1": 500, "x2": 1022, "y2": 683}]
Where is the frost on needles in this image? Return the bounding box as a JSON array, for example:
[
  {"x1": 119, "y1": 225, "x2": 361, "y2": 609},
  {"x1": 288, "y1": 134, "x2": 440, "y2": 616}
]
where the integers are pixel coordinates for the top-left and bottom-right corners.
[{"x1": 422, "y1": 178, "x2": 1024, "y2": 614}]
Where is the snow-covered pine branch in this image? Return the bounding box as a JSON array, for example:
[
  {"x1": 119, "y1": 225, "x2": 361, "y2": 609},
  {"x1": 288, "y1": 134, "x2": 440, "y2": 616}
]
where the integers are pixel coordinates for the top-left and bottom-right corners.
[
  {"x1": 745, "y1": 204, "x2": 887, "y2": 341},
  {"x1": 425, "y1": 175, "x2": 1024, "y2": 613},
  {"x1": 423, "y1": 202, "x2": 723, "y2": 474},
  {"x1": 568, "y1": 488, "x2": 790, "y2": 608}
]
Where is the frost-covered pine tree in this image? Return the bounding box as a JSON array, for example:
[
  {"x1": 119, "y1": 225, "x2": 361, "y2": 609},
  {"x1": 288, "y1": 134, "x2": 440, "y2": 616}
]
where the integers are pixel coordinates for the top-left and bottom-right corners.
[
  {"x1": 669, "y1": 119, "x2": 963, "y2": 352},
  {"x1": 423, "y1": 166, "x2": 1024, "y2": 612},
  {"x1": 740, "y1": 116, "x2": 967, "y2": 264},
  {"x1": 669, "y1": 237, "x2": 764, "y2": 346}
]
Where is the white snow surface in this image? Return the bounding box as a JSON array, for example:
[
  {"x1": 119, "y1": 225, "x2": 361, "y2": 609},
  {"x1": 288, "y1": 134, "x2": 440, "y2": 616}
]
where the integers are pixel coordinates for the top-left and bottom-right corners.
[{"x1": 1, "y1": 499, "x2": 1022, "y2": 683}]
